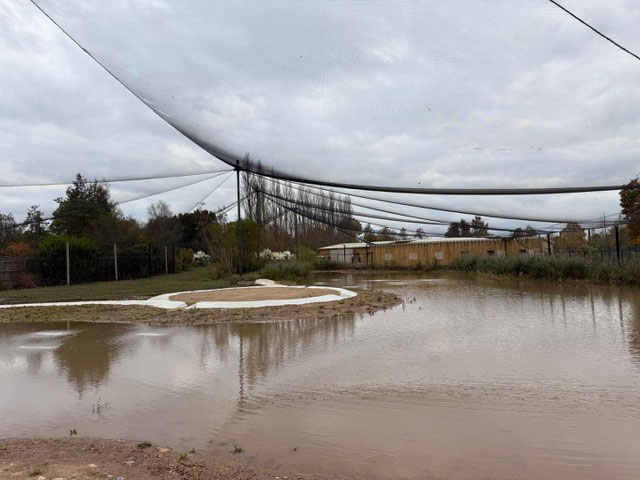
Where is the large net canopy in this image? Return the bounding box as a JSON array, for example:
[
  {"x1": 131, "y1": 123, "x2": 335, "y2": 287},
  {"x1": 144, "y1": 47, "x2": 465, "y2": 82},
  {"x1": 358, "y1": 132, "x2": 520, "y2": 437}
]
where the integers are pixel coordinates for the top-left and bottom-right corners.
[{"x1": 30, "y1": 1, "x2": 639, "y2": 191}]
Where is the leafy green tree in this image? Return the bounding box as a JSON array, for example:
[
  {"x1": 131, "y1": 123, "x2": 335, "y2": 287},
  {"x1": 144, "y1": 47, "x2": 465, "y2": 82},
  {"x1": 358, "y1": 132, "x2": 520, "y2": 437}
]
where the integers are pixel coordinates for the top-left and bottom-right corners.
[
  {"x1": 459, "y1": 219, "x2": 471, "y2": 237},
  {"x1": 203, "y1": 219, "x2": 261, "y2": 274},
  {"x1": 445, "y1": 222, "x2": 461, "y2": 238},
  {"x1": 25, "y1": 205, "x2": 46, "y2": 240},
  {"x1": 177, "y1": 209, "x2": 218, "y2": 248},
  {"x1": 471, "y1": 216, "x2": 489, "y2": 237},
  {"x1": 620, "y1": 177, "x2": 640, "y2": 246},
  {"x1": 377, "y1": 226, "x2": 395, "y2": 241},
  {"x1": 554, "y1": 222, "x2": 586, "y2": 251},
  {"x1": 362, "y1": 223, "x2": 377, "y2": 243},
  {"x1": 51, "y1": 174, "x2": 116, "y2": 239},
  {"x1": 0, "y1": 213, "x2": 19, "y2": 248},
  {"x1": 145, "y1": 200, "x2": 180, "y2": 247},
  {"x1": 512, "y1": 225, "x2": 537, "y2": 238}
]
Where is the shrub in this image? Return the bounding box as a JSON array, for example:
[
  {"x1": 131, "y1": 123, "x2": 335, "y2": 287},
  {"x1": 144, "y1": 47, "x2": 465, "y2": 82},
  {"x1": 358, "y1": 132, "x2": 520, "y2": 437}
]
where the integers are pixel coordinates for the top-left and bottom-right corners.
[
  {"x1": 297, "y1": 246, "x2": 318, "y2": 263},
  {"x1": 13, "y1": 272, "x2": 37, "y2": 289},
  {"x1": 259, "y1": 260, "x2": 312, "y2": 281},
  {"x1": 5, "y1": 242, "x2": 34, "y2": 256},
  {"x1": 38, "y1": 235, "x2": 99, "y2": 284},
  {"x1": 449, "y1": 254, "x2": 640, "y2": 286},
  {"x1": 193, "y1": 250, "x2": 210, "y2": 267},
  {"x1": 175, "y1": 248, "x2": 195, "y2": 272}
]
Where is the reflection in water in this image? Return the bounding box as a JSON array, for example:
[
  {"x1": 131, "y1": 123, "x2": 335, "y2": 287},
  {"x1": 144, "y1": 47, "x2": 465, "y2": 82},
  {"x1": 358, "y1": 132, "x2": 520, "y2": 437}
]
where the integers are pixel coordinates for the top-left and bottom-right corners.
[
  {"x1": 54, "y1": 325, "x2": 128, "y2": 394},
  {"x1": 1, "y1": 273, "x2": 640, "y2": 479}
]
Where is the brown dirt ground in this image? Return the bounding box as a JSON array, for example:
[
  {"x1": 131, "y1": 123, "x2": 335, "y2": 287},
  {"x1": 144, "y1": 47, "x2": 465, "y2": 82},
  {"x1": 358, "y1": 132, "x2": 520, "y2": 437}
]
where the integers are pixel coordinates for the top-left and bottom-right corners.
[
  {"x1": 169, "y1": 287, "x2": 339, "y2": 304},
  {"x1": 0, "y1": 438, "x2": 339, "y2": 480},
  {"x1": 0, "y1": 289, "x2": 401, "y2": 325}
]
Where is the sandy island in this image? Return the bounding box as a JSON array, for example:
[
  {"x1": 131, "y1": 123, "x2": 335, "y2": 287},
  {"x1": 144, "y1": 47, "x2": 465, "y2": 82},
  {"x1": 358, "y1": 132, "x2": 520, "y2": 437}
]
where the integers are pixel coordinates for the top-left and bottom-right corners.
[{"x1": 0, "y1": 286, "x2": 401, "y2": 325}]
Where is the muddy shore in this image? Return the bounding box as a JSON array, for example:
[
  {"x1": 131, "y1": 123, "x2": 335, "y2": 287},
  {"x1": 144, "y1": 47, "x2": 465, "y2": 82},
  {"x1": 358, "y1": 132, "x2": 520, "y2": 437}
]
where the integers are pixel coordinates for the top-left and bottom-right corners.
[
  {"x1": 0, "y1": 288, "x2": 401, "y2": 325},
  {"x1": 0, "y1": 438, "x2": 341, "y2": 480}
]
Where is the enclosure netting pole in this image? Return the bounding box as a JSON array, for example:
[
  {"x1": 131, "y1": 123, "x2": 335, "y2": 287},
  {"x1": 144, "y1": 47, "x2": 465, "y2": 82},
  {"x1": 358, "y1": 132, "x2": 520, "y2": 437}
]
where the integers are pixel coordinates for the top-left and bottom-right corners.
[{"x1": 236, "y1": 167, "x2": 243, "y2": 275}]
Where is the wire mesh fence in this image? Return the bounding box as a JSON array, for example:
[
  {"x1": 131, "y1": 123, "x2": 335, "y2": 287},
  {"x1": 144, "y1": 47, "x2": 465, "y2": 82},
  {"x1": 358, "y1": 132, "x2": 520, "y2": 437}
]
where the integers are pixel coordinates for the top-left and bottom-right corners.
[{"x1": 0, "y1": 244, "x2": 178, "y2": 288}]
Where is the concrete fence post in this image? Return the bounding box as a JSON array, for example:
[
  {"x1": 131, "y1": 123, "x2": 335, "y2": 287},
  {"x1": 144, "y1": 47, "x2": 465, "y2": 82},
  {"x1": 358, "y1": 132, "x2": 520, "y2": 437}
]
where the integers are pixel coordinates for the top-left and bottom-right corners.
[
  {"x1": 65, "y1": 241, "x2": 70, "y2": 286},
  {"x1": 114, "y1": 243, "x2": 118, "y2": 281}
]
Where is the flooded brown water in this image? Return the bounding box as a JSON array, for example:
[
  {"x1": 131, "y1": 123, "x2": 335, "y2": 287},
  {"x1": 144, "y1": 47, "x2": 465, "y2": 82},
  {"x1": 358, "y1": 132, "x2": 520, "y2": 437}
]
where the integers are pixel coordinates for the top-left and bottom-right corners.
[{"x1": 2, "y1": 272, "x2": 640, "y2": 479}]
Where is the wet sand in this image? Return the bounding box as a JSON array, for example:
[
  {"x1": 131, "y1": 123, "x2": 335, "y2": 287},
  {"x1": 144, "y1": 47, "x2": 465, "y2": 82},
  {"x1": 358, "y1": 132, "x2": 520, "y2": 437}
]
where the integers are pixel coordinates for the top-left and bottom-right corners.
[
  {"x1": 0, "y1": 438, "x2": 334, "y2": 480},
  {"x1": 169, "y1": 286, "x2": 339, "y2": 304}
]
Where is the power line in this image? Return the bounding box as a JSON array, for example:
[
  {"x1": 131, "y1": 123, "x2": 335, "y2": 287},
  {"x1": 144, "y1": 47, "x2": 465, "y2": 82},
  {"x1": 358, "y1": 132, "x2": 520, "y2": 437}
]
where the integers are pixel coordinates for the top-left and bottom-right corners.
[{"x1": 548, "y1": 0, "x2": 640, "y2": 62}]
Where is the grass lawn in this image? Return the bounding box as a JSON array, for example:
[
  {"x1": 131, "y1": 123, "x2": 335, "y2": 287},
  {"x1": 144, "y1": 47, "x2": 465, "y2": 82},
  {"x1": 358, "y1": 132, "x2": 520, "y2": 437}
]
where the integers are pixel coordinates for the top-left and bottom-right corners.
[{"x1": 0, "y1": 267, "x2": 250, "y2": 304}]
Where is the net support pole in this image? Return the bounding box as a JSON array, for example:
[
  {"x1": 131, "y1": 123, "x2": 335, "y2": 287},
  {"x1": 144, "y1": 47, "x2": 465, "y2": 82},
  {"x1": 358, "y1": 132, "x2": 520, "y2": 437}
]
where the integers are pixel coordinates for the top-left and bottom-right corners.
[
  {"x1": 114, "y1": 243, "x2": 118, "y2": 281},
  {"x1": 615, "y1": 225, "x2": 621, "y2": 263},
  {"x1": 65, "y1": 241, "x2": 70, "y2": 286},
  {"x1": 236, "y1": 167, "x2": 243, "y2": 275},
  {"x1": 294, "y1": 207, "x2": 299, "y2": 258},
  {"x1": 547, "y1": 233, "x2": 552, "y2": 255}
]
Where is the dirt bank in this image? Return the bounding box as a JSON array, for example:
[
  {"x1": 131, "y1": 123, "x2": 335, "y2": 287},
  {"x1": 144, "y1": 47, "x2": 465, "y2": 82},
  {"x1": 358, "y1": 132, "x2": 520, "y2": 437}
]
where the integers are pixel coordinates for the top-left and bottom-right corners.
[
  {"x1": 0, "y1": 438, "x2": 339, "y2": 480},
  {"x1": 0, "y1": 289, "x2": 401, "y2": 325}
]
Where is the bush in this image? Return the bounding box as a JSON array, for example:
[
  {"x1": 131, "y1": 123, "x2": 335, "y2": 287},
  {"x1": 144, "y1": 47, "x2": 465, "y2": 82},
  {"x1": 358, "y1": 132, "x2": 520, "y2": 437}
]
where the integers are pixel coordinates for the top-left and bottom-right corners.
[
  {"x1": 175, "y1": 248, "x2": 195, "y2": 272},
  {"x1": 259, "y1": 260, "x2": 312, "y2": 281},
  {"x1": 4, "y1": 242, "x2": 34, "y2": 256},
  {"x1": 449, "y1": 254, "x2": 640, "y2": 286},
  {"x1": 13, "y1": 272, "x2": 37, "y2": 289},
  {"x1": 38, "y1": 235, "x2": 99, "y2": 284}
]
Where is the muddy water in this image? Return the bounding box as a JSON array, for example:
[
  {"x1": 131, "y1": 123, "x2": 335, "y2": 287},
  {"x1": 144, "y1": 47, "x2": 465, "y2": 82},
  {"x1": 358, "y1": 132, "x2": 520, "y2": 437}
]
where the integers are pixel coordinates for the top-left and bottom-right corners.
[{"x1": 2, "y1": 273, "x2": 640, "y2": 479}]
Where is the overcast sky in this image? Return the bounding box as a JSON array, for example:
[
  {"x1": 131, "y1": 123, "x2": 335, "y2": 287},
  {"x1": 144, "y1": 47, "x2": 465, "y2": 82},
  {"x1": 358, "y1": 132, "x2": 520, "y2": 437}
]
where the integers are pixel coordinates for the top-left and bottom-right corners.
[{"x1": 1, "y1": 0, "x2": 639, "y2": 234}]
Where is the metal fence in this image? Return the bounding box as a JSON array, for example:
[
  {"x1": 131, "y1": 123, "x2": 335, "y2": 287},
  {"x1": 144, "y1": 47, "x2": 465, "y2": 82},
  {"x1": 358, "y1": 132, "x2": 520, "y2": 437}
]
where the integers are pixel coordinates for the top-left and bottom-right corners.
[
  {"x1": 551, "y1": 247, "x2": 640, "y2": 262},
  {"x1": 0, "y1": 243, "x2": 179, "y2": 287}
]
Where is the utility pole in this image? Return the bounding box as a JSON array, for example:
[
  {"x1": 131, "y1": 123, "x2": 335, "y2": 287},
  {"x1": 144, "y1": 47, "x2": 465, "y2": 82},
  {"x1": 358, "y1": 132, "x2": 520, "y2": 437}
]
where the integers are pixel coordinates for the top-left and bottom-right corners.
[
  {"x1": 294, "y1": 207, "x2": 299, "y2": 258},
  {"x1": 65, "y1": 241, "x2": 70, "y2": 286},
  {"x1": 114, "y1": 243, "x2": 118, "y2": 281},
  {"x1": 236, "y1": 167, "x2": 243, "y2": 275}
]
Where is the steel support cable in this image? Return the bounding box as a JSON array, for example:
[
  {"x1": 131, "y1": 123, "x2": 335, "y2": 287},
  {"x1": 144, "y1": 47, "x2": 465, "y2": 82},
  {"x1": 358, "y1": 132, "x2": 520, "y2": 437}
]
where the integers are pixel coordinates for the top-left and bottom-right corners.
[
  {"x1": 548, "y1": 0, "x2": 640, "y2": 63},
  {"x1": 254, "y1": 179, "x2": 560, "y2": 234},
  {"x1": 264, "y1": 194, "x2": 445, "y2": 238},
  {"x1": 253, "y1": 187, "x2": 448, "y2": 227},
  {"x1": 276, "y1": 177, "x2": 598, "y2": 224},
  {"x1": 259, "y1": 195, "x2": 379, "y2": 245},
  {"x1": 1, "y1": 171, "x2": 227, "y2": 231},
  {"x1": 258, "y1": 187, "x2": 477, "y2": 233},
  {"x1": 187, "y1": 172, "x2": 234, "y2": 213},
  {"x1": 30, "y1": 0, "x2": 625, "y2": 197},
  {"x1": 260, "y1": 187, "x2": 573, "y2": 240},
  {"x1": 256, "y1": 177, "x2": 452, "y2": 225},
  {"x1": 115, "y1": 170, "x2": 229, "y2": 204},
  {"x1": 0, "y1": 169, "x2": 233, "y2": 188}
]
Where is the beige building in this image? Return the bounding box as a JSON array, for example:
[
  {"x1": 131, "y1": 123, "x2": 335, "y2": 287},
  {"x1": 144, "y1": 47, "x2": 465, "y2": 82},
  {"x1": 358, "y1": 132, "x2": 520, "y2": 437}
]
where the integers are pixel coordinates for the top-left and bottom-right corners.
[{"x1": 318, "y1": 236, "x2": 546, "y2": 267}]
